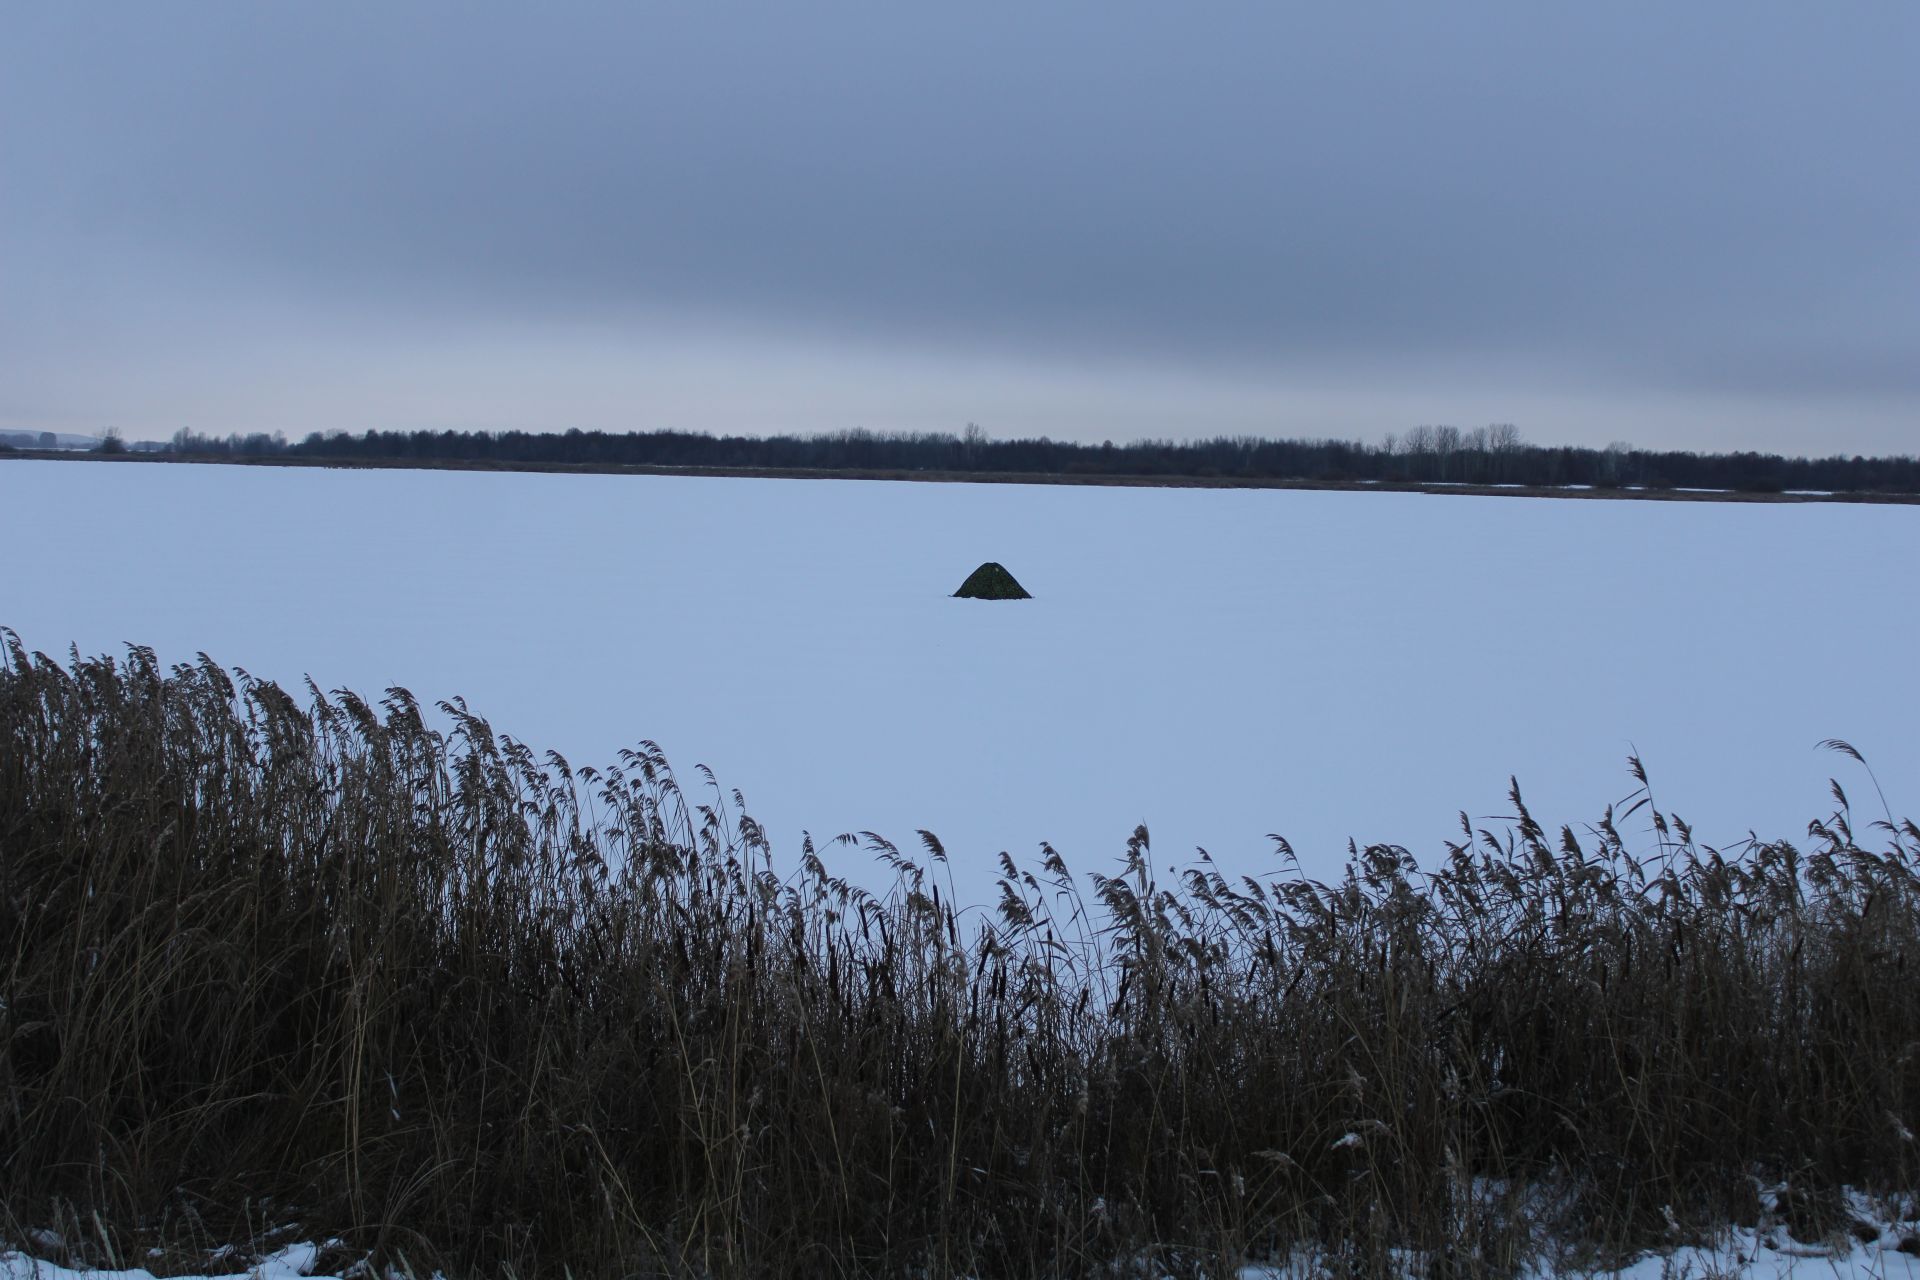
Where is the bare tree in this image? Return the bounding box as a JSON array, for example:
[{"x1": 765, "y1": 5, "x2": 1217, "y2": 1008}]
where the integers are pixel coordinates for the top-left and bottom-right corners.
[
  {"x1": 1601, "y1": 440, "x2": 1635, "y2": 486},
  {"x1": 1432, "y1": 425, "x2": 1461, "y2": 480},
  {"x1": 1478, "y1": 423, "x2": 1523, "y2": 482},
  {"x1": 962, "y1": 421, "x2": 986, "y2": 469}
]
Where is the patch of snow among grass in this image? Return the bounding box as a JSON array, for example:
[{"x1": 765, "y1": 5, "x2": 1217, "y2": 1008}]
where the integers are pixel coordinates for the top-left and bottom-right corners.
[
  {"x1": 1556, "y1": 1223, "x2": 1920, "y2": 1280},
  {"x1": 1234, "y1": 1237, "x2": 1920, "y2": 1280},
  {"x1": 4, "y1": 1205, "x2": 1917, "y2": 1280},
  {"x1": 1229, "y1": 1190, "x2": 1920, "y2": 1280},
  {"x1": 1, "y1": 1241, "x2": 334, "y2": 1280}
]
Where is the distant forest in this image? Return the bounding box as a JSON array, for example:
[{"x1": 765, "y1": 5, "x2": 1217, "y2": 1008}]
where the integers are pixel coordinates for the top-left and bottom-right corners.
[{"x1": 154, "y1": 423, "x2": 1920, "y2": 494}]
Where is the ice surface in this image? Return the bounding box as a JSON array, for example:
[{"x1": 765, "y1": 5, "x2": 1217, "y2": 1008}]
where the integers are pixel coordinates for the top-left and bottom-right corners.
[{"x1": 4, "y1": 459, "x2": 1915, "y2": 906}]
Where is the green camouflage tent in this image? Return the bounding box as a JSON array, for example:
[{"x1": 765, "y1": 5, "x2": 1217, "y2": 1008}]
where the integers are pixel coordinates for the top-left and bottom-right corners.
[{"x1": 952, "y1": 562, "x2": 1031, "y2": 599}]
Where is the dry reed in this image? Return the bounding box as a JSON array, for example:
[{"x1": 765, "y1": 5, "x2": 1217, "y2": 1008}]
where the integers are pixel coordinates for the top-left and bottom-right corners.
[{"x1": 2, "y1": 629, "x2": 1916, "y2": 1277}]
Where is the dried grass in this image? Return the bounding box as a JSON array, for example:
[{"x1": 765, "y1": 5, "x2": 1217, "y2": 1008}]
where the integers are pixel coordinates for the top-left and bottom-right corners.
[{"x1": 2, "y1": 630, "x2": 1915, "y2": 1278}]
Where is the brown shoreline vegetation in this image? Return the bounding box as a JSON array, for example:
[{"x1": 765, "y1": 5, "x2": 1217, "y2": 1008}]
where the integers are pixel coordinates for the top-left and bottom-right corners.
[
  {"x1": 3, "y1": 630, "x2": 1918, "y2": 1278},
  {"x1": 6, "y1": 447, "x2": 1920, "y2": 505}
]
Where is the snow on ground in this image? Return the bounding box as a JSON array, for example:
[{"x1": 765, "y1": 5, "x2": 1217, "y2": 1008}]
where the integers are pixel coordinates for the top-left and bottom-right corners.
[
  {"x1": 1234, "y1": 1230, "x2": 1920, "y2": 1280},
  {"x1": 1244, "y1": 1189, "x2": 1920, "y2": 1280},
  {"x1": 0, "y1": 1241, "x2": 336, "y2": 1280},
  {"x1": 3, "y1": 459, "x2": 1916, "y2": 906},
  {"x1": 1591, "y1": 1229, "x2": 1920, "y2": 1280},
  {"x1": 4, "y1": 1226, "x2": 1917, "y2": 1280}
]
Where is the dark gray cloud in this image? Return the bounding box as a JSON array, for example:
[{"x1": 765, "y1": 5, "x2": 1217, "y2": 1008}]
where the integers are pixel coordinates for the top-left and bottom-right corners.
[{"x1": 4, "y1": 2, "x2": 1916, "y2": 451}]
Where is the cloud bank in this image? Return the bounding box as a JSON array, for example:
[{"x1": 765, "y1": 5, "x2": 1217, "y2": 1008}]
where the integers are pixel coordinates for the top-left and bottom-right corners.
[{"x1": 4, "y1": 3, "x2": 1915, "y2": 453}]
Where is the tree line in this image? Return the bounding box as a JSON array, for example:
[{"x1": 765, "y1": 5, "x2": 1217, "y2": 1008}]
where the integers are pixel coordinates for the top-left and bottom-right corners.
[{"x1": 157, "y1": 423, "x2": 1920, "y2": 494}]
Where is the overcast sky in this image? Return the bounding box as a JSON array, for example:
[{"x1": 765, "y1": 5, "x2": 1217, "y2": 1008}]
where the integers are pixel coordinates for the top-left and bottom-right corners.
[{"x1": 3, "y1": 3, "x2": 1915, "y2": 454}]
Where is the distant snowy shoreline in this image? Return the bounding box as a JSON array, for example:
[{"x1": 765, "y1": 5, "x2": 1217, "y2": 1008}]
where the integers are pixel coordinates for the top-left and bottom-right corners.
[{"x1": 6, "y1": 448, "x2": 1918, "y2": 506}]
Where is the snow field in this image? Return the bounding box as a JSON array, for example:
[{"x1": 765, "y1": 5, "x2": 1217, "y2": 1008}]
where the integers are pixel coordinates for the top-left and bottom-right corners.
[{"x1": 6, "y1": 459, "x2": 1913, "y2": 906}]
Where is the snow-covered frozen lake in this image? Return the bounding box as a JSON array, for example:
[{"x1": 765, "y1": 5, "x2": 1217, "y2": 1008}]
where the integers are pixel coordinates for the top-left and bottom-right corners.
[{"x1": 5, "y1": 458, "x2": 1915, "y2": 904}]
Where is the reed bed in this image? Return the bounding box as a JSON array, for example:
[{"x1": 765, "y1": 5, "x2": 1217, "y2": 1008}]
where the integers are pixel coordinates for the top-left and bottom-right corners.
[{"x1": 2, "y1": 629, "x2": 1916, "y2": 1278}]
